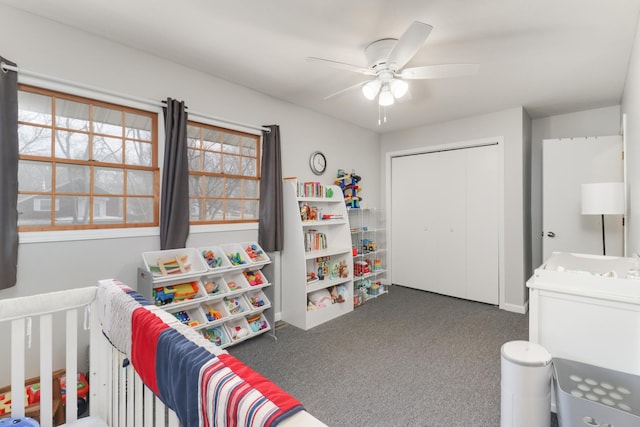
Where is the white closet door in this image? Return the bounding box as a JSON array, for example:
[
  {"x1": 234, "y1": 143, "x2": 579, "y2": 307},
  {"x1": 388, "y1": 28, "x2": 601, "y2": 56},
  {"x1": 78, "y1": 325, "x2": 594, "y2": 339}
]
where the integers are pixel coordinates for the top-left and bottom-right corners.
[
  {"x1": 466, "y1": 145, "x2": 499, "y2": 304},
  {"x1": 391, "y1": 144, "x2": 500, "y2": 304},
  {"x1": 436, "y1": 150, "x2": 467, "y2": 299},
  {"x1": 391, "y1": 153, "x2": 439, "y2": 291}
]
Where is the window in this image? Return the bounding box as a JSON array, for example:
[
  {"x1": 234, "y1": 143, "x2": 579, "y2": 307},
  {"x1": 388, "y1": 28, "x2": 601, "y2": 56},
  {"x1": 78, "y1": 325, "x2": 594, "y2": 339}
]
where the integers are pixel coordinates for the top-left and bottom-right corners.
[
  {"x1": 187, "y1": 122, "x2": 260, "y2": 224},
  {"x1": 17, "y1": 85, "x2": 159, "y2": 231}
]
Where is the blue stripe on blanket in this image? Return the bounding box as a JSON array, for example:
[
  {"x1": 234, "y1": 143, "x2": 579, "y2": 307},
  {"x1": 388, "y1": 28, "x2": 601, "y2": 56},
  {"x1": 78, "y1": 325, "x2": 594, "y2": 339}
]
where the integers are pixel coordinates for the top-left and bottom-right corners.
[
  {"x1": 124, "y1": 288, "x2": 152, "y2": 305},
  {"x1": 156, "y1": 327, "x2": 215, "y2": 427}
]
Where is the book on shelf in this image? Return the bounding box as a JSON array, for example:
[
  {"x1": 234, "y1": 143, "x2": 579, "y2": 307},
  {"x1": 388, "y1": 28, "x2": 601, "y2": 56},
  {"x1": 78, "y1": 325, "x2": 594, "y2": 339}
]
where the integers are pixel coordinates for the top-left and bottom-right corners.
[
  {"x1": 321, "y1": 213, "x2": 343, "y2": 220},
  {"x1": 297, "y1": 181, "x2": 330, "y2": 198},
  {"x1": 305, "y1": 229, "x2": 327, "y2": 252}
]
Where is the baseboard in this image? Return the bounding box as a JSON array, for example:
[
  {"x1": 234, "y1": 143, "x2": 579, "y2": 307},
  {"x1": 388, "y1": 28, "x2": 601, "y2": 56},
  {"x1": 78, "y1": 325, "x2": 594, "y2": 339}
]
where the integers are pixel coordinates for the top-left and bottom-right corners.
[{"x1": 500, "y1": 300, "x2": 529, "y2": 314}]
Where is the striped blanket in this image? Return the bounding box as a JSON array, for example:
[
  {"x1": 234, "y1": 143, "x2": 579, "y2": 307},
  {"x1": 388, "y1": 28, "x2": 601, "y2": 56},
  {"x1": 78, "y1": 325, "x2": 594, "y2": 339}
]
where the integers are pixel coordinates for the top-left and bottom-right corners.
[{"x1": 95, "y1": 279, "x2": 303, "y2": 427}]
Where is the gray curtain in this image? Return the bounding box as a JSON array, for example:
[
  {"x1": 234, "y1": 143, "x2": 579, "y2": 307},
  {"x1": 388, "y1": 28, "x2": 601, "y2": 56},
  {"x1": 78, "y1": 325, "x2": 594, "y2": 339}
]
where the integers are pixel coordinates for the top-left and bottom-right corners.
[
  {"x1": 160, "y1": 98, "x2": 190, "y2": 250},
  {"x1": 258, "y1": 125, "x2": 283, "y2": 251},
  {"x1": 0, "y1": 56, "x2": 19, "y2": 289}
]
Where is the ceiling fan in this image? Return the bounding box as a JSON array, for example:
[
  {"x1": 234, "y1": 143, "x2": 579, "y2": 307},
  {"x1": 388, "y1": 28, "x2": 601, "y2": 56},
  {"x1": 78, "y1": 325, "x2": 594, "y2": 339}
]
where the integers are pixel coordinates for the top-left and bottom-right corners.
[{"x1": 308, "y1": 21, "x2": 479, "y2": 107}]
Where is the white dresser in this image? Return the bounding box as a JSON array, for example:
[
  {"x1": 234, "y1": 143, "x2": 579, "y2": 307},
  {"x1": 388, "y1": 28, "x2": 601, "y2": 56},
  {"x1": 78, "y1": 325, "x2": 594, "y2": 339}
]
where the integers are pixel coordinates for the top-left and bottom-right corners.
[{"x1": 527, "y1": 252, "x2": 640, "y2": 375}]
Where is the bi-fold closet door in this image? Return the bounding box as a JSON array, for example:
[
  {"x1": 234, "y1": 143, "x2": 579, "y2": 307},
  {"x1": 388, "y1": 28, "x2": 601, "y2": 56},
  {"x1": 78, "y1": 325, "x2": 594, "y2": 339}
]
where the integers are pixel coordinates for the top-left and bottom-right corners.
[{"x1": 391, "y1": 144, "x2": 499, "y2": 305}]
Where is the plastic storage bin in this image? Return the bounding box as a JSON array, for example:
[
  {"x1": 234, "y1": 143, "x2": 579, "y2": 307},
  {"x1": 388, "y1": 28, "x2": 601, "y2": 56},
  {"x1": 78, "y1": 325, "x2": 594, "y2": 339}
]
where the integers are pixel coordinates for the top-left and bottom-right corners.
[
  {"x1": 501, "y1": 340, "x2": 552, "y2": 427},
  {"x1": 553, "y1": 357, "x2": 640, "y2": 427}
]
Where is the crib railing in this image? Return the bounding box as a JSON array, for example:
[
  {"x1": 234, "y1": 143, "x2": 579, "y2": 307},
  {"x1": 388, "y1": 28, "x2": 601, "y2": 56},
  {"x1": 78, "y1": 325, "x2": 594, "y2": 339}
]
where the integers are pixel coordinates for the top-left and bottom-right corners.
[
  {"x1": 0, "y1": 286, "x2": 179, "y2": 427},
  {"x1": 90, "y1": 303, "x2": 180, "y2": 427}
]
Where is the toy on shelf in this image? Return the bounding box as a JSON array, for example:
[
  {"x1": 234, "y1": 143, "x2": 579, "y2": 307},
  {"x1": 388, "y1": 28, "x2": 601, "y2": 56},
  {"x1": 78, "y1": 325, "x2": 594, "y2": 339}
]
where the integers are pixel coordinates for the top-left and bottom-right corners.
[
  {"x1": 361, "y1": 239, "x2": 377, "y2": 252},
  {"x1": 205, "y1": 306, "x2": 222, "y2": 322},
  {"x1": 227, "y1": 252, "x2": 246, "y2": 266},
  {"x1": 229, "y1": 324, "x2": 249, "y2": 341},
  {"x1": 149, "y1": 255, "x2": 191, "y2": 276},
  {"x1": 243, "y1": 270, "x2": 264, "y2": 286},
  {"x1": 204, "y1": 280, "x2": 220, "y2": 294},
  {"x1": 224, "y1": 296, "x2": 245, "y2": 315},
  {"x1": 315, "y1": 256, "x2": 330, "y2": 280},
  {"x1": 245, "y1": 244, "x2": 267, "y2": 262},
  {"x1": 307, "y1": 288, "x2": 332, "y2": 309},
  {"x1": 203, "y1": 327, "x2": 226, "y2": 346},
  {"x1": 247, "y1": 314, "x2": 268, "y2": 332},
  {"x1": 202, "y1": 250, "x2": 223, "y2": 268},
  {"x1": 368, "y1": 281, "x2": 383, "y2": 296},
  {"x1": 248, "y1": 295, "x2": 266, "y2": 308},
  {"x1": 335, "y1": 169, "x2": 362, "y2": 209},
  {"x1": 152, "y1": 281, "x2": 199, "y2": 306},
  {"x1": 174, "y1": 310, "x2": 190, "y2": 324},
  {"x1": 354, "y1": 260, "x2": 370, "y2": 276},
  {"x1": 300, "y1": 203, "x2": 320, "y2": 222},
  {"x1": 374, "y1": 258, "x2": 382, "y2": 270},
  {"x1": 329, "y1": 286, "x2": 345, "y2": 304},
  {"x1": 338, "y1": 260, "x2": 349, "y2": 278},
  {"x1": 306, "y1": 271, "x2": 319, "y2": 285}
]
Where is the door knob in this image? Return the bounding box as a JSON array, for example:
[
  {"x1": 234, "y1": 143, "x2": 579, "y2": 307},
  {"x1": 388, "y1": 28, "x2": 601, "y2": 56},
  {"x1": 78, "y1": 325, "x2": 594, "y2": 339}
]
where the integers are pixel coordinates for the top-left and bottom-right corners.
[{"x1": 547, "y1": 231, "x2": 556, "y2": 238}]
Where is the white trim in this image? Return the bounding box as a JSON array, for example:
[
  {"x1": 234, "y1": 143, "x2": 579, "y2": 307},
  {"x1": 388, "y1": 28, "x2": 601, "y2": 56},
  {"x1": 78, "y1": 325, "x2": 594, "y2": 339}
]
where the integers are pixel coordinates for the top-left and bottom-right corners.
[
  {"x1": 189, "y1": 222, "x2": 258, "y2": 233},
  {"x1": 500, "y1": 300, "x2": 529, "y2": 314},
  {"x1": 19, "y1": 227, "x2": 160, "y2": 243},
  {"x1": 385, "y1": 137, "x2": 507, "y2": 309},
  {"x1": 20, "y1": 222, "x2": 258, "y2": 243},
  {"x1": 622, "y1": 113, "x2": 628, "y2": 256}
]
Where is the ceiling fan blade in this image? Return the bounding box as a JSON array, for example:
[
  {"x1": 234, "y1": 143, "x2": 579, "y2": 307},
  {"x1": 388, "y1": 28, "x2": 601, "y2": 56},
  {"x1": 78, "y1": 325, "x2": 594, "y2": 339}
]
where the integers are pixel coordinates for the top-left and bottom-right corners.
[
  {"x1": 386, "y1": 21, "x2": 433, "y2": 71},
  {"x1": 323, "y1": 80, "x2": 370, "y2": 100},
  {"x1": 400, "y1": 64, "x2": 479, "y2": 79},
  {"x1": 307, "y1": 57, "x2": 376, "y2": 76}
]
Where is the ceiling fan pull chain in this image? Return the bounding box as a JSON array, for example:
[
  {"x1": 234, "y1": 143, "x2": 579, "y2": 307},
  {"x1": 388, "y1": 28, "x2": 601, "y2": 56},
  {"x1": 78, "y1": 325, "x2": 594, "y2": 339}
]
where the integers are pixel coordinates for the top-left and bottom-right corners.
[{"x1": 378, "y1": 104, "x2": 382, "y2": 126}]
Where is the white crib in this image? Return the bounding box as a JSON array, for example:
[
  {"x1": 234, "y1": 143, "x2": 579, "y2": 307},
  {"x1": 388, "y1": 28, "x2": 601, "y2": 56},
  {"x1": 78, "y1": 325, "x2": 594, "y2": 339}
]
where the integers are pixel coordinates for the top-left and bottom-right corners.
[{"x1": 0, "y1": 285, "x2": 324, "y2": 427}]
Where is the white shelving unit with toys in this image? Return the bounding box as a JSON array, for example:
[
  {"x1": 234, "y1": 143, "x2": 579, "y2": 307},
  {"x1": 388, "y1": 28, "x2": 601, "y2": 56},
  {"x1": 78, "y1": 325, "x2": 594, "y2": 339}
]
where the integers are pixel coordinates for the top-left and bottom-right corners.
[
  {"x1": 137, "y1": 242, "x2": 274, "y2": 349},
  {"x1": 281, "y1": 180, "x2": 354, "y2": 330},
  {"x1": 348, "y1": 207, "x2": 388, "y2": 307}
]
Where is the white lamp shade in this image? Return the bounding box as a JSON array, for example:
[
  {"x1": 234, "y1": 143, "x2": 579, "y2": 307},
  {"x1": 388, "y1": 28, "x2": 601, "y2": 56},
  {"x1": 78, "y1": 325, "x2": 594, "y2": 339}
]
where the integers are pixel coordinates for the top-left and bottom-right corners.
[
  {"x1": 378, "y1": 85, "x2": 395, "y2": 106},
  {"x1": 390, "y1": 79, "x2": 409, "y2": 98},
  {"x1": 362, "y1": 80, "x2": 381, "y2": 100},
  {"x1": 581, "y1": 182, "x2": 625, "y2": 215}
]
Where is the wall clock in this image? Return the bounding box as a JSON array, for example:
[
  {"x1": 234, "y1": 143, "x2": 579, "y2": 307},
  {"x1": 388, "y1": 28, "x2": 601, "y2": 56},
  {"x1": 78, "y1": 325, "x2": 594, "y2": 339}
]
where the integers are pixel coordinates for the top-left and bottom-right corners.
[{"x1": 309, "y1": 151, "x2": 327, "y2": 175}]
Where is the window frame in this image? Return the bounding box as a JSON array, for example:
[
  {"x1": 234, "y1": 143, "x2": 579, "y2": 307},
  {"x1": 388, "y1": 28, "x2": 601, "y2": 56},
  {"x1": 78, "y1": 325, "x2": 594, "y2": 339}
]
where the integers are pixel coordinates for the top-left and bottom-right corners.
[
  {"x1": 186, "y1": 120, "x2": 261, "y2": 225},
  {"x1": 16, "y1": 84, "x2": 160, "y2": 232}
]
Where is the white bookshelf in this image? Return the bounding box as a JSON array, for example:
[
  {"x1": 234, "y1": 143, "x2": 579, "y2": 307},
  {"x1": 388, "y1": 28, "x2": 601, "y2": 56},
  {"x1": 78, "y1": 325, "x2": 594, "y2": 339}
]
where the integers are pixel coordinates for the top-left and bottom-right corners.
[{"x1": 281, "y1": 181, "x2": 354, "y2": 330}]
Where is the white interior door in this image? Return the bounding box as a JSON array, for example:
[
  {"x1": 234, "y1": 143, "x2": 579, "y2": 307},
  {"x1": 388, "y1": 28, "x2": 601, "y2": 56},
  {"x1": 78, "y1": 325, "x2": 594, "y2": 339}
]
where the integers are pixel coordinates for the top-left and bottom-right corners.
[
  {"x1": 466, "y1": 145, "x2": 499, "y2": 304},
  {"x1": 542, "y1": 136, "x2": 623, "y2": 261},
  {"x1": 391, "y1": 144, "x2": 499, "y2": 304},
  {"x1": 436, "y1": 150, "x2": 466, "y2": 299},
  {"x1": 391, "y1": 153, "x2": 439, "y2": 291}
]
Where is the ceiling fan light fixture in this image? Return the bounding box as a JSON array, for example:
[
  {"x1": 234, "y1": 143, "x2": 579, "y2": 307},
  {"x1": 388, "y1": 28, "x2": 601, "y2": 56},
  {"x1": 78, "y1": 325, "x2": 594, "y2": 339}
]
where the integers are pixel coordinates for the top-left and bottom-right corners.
[
  {"x1": 378, "y1": 84, "x2": 395, "y2": 106},
  {"x1": 391, "y1": 79, "x2": 409, "y2": 99},
  {"x1": 362, "y1": 80, "x2": 381, "y2": 100}
]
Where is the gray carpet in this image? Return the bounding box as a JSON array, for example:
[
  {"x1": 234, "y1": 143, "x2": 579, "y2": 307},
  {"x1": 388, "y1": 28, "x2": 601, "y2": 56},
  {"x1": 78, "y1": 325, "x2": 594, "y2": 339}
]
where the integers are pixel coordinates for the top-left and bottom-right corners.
[{"x1": 230, "y1": 285, "x2": 558, "y2": 427}]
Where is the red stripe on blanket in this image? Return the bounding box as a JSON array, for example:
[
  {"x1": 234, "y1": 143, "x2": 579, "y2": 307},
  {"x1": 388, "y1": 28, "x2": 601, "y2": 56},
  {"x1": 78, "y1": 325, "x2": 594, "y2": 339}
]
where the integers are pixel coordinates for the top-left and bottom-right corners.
[
  {"x1": 200, "y1": 358, "x2": 225, "y2": 427},
  {"x1": 218, "y1": 353, "x2": 302, "y2": 415},
  {"x1": 228, "y1": 382, "x2": 252, "y2": 426},
  {"x1": 131, "y1": 308, "x2": 169, "y2": 395}
]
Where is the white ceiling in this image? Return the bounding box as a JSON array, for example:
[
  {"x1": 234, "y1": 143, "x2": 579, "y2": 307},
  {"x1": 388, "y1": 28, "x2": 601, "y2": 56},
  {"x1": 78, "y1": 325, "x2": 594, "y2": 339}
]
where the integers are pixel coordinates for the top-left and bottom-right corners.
[{"x1": 2, "y1": 0, "x2": 639, "y2": 133}]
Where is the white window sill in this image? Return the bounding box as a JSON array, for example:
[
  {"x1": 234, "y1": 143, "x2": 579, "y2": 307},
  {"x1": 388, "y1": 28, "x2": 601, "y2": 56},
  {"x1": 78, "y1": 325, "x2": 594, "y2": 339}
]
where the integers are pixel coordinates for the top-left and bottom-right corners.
[
  {"x1": 19, "y1": 227, "x2": 161, "y2": 244},
  {"x1": 19, "y1": 223, "x2": 258, "y2": 244}
]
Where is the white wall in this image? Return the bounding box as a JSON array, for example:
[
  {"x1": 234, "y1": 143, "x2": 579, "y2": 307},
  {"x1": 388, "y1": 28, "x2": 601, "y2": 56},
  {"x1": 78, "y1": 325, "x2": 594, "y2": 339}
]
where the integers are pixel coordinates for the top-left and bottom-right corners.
[
  {"x1": 0, "y1": 5, "x2": 381, "y2": 312},
  {"x1": 381, "y1": 107, "x2": 529, "y2": 312},
  {"x1": 530, "y1": 105, "x2": 622, "y2": 268},
  {"x1": 622, "y1": 14, "x2": 640, "y2": 257}
]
